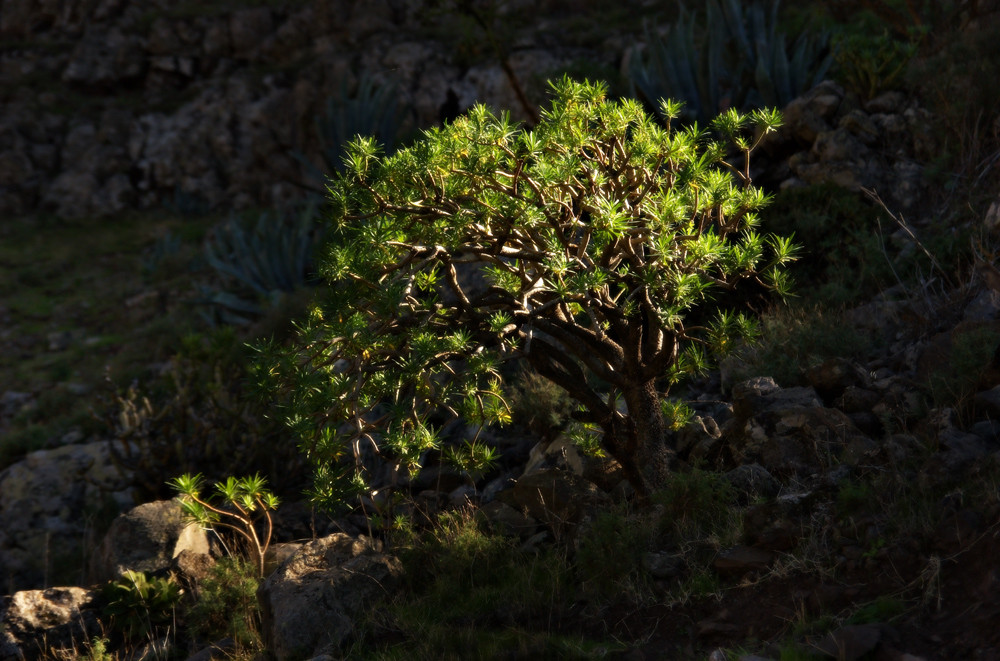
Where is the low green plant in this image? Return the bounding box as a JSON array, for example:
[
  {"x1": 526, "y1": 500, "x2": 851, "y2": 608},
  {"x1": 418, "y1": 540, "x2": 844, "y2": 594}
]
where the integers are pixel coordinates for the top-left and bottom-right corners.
[
  {"x1": 574, "y1": 505, "x2": 652, "y2": 600},
  {"x1": 833, "y1": 30, "x2": 917, "y2": 101},
  {"x1": 654, "y1": 467, "x2": 738, "y2": 543},
  {"x1": 101, "y1": 570, "x2": 182, "y2": 641},
  {"x1": 507, "y1": 367, "x2": 576, "y2": 441},
  {"x1": 442, "y1": 440, "x2": 500, "y2": 485},
  {"x1": 100, "y1": 331, "x2": 303, "y2": 502},
  {"x1": 777, "y1": 642, "x2": 826, "y2": 661},
  {"x1": 924, "y1": 323, "x2": 1000, "y2": 416},
  {"x1": 906, "y1": 13, "x2": 1000, "y2": 211},
  {"x1": 169, "y1": 473, "x2": 279, "y2": 577},
  {"x1": 764, "y1": 184, "x2": 893, "y2": 307},
  {"x1": 824, "y1": 0, "x2": 972, "y2": 47},
  {"x1": 141, "y1": 230, "x2": 183, "y2": 278},
  {"x1": 163, "y1": 184, "x2": 212, "y2": 217},
  {"x1": 672, "y1": 565, "x2": 723, "y2": 604},
  {"x1": 726, "y1": 304, "x2": 879, "y2": 388},
  {"x1": 836, "y1": 480, "x2": 875, "y2": 517},
  {"x1": 83, "y1": 636, "x2": 114, "y2": 661},
  {"x1": 186, "y1": 557, "x2": 263, "y2": 650}
]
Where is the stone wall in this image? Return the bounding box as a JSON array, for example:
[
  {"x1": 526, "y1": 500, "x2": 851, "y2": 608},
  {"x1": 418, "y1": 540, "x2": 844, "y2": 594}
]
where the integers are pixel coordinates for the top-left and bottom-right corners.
[{"x1": 0, "y1": 0, "x2": 639, "y2": 218}]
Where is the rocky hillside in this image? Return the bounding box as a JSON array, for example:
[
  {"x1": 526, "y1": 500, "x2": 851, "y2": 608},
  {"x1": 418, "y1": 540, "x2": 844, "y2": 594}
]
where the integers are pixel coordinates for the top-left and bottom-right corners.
[{"x1": 3, "y1": 1, "x2": 1000, "y2": 660}]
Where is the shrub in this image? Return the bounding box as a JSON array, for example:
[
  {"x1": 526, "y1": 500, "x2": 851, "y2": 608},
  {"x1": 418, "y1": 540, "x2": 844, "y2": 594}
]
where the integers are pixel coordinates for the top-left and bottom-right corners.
[
  {"x1": 725, "y1": 304, "x2": 879, "y2": 388},
  {"x1": 367, "y1": 510, "x2": 589, "y2": 659},
  {"x1": 833, "y1": 30, "x2": 917, "y2": 101},
  {"x1": 762, "y1": 184, "x2": 890, "y2": 307},
  {"x1": 654, "y1": 467, "x2": 738, "y2": 544},
  {"x1": 100, "y1": 570, "x2": 181, "y2": 641},
  {"x1": 169, "y1": 473, "x2": 279, "y2": 577},
  {"x1": 98, "y1": 328, "x2": 304, "y2": 502},
  {"x1": 186, "y1": 557, "x2": 263, "y2": 649},
  {"x1": 256, "y1": 77, "x2": 795, "y2": 504},
  {"x1": 574, "y1": 505, "x2": 651, "y2": 599}
]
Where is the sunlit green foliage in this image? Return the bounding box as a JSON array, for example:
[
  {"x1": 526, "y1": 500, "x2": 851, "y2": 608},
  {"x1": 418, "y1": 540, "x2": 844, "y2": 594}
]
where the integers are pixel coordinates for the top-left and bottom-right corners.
[
  {"x1": 256, "y1": 77, "x2": 795, "y2": 506},
  {"x1": 169, "y1": 473, "x2": 279, "y2": 577}
]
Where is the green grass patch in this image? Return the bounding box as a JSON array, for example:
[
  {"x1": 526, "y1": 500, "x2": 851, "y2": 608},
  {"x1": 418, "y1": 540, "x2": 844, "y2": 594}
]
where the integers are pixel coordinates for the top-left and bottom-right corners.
[
  {"x1": 362, "y1": 509, "x2": 621, "y2": 660},
  {"x1": 0, "y1": 210, "x2": 223, "y2": 468}
]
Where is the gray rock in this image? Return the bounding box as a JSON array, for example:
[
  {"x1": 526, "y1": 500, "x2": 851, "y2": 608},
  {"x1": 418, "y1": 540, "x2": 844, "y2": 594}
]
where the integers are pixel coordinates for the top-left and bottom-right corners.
[
  {"x1": 724, "y1": 463, "x2": 780, "y2": 501},
  {"x1": 523, "y1": 435, "x2": 588, "y2": 477},
  {"x1": 676, "y1": 415, "x2": 723, "y2": 462},
  {"x1": 258, "y1": 534, "x2": 403, "y2": 660},
  {"x1": 263, "y1": 542, "x2": 304, "y2": 578},
  {"x1": 480, "y1": 500, "x2": 539, "y2": 538},
  {"x1": 731, "y1": 376, "x2": 784, "y2": 418},
  {"x1": 230, "y1": 8, "x2": 274, "y2": 58},
  {"x1": 713, "y1": 546, "x2": 774, "y2": 576},
  {"x1": 41, "y1": 170, "x2": 100, "y2": 219},
  {"x1": 835, "y1": 386, "x2": 881, "y2": 414},
  {"x1": 964, "y1": 289, "x2": 1000, "y2": 321},
  {"x1": 0, "y1": 440, "x2": 133, "y2": 591},
  {"x1": 62, "y1": 28, "x2": 143, "y2": 87},
  {"x1": 814, "y1": 623, "x2": 881, "y2": 660},
  {"x1": 805, "y1": 358, "x2": 868, "y2": 401},
  {"x1": 0, "y1": 391, "x2": 32, "y2": 418},
  {"x1": 642, "y1": 551, "x2": 684, "y2": 579},
  {"x1": 182, "y1": 638, "x2": 235, "y2": 661},
  {"x1": 974, "y1": 385, "x2": 1000, "y2": 420},
  {"x1": 865, "y1": 91, "x2": 906, "y2": 114},
  {"x1": 839, "y1": 109, "x2": 879, "y2": 144},
  {"x1": 971, "y1": 418, "x2": 1000, "y2": 441},
  {"x1": 498, "y1": 469, "x2": 612, "y2": 539},
  {"x1": 728, "y1": 378, "x2": 870, "y2": 476},
  {"x1": 171, "y1": 549, "x2": 216, "y2": 597},
  {"x1": 90, "y1": 500, "x2": 209, "y2": 583},
  {"x1": 0, "y1": 0, "x2": 667, "y2": 219},
  {"x1": 936, "y1": 428, "x2": 996, "y2": 474},
  {"x1": 0, "y1": 587, "x2": 100, "y2": 661}
]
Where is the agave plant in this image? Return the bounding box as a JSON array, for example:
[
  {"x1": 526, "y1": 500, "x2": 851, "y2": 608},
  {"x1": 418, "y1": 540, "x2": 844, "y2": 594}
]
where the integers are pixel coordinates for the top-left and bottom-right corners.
[
  {"x1": 198, "y1": 199, "x2": 322, "y2": 326},
  {"x1": 629, "y1": 0, "x2": 831, "y2": 124},
  {"x1": 295, "y1": 73, "x2": 410, "y2": 189},
  {"x1": 629, "y1": 7, "x2": 730, "y2": 125}
]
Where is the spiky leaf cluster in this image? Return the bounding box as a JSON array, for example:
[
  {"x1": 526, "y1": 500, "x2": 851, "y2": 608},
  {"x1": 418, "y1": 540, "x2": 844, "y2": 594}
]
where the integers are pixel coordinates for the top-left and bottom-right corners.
[
  {"x1": 169, "y1": 473, "x2": 278, "y2": 577},
  {"x1": 256, "y1": 78, "x2": 795, "y2": 507}
]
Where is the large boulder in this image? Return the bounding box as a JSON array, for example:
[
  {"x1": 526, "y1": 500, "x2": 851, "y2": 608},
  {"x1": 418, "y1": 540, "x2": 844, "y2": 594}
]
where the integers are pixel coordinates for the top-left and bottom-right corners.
[
  {"x1": 0, "y1": 440, "x2": 133, "y2": 591},
  {"x1": 0, "y1": 587, "x2": 101, "y2": 661},
  {"x1": 90, "y1": 499, "x2": 210, "y2": 583},
  {"x1": 257, "y1": 533, "x2": 403, "y2": 660},
  {"x1": 498, "y1": 469, "x2": 613, "y2": 541},
  {"x1": 725, "y1": 377, "x2": 874, "y2": 477}
]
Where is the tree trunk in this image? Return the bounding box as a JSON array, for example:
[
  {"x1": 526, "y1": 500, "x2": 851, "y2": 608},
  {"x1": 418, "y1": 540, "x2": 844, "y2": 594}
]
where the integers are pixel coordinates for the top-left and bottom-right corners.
[{"x1": 608, "y1": 379, "x2": 674, "y2": 496}]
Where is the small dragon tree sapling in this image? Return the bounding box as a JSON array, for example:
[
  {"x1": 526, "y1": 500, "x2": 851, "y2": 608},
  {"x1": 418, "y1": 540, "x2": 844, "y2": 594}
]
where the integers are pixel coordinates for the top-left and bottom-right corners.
[
  {"x1": 169, "y1": 473, "x2": 279, "y2": 578},
  {"x1": 256, "y1": 77, "x2": 797, "y2": 505}
]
